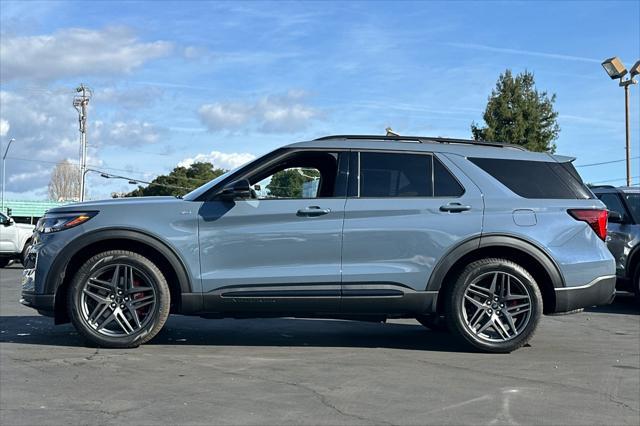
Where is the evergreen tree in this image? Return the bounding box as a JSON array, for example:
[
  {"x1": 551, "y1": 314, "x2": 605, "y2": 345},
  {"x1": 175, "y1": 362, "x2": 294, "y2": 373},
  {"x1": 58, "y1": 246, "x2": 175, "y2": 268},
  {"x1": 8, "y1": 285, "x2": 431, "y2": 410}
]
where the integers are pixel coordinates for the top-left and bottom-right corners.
[{"x1": 471, "y1": 70, "x2": 560, "y2": 152}]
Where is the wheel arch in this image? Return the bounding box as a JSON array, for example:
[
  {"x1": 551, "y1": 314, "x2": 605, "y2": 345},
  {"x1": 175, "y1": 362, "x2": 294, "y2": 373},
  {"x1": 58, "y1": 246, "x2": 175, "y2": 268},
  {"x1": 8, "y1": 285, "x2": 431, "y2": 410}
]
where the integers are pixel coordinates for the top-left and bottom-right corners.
[
  {"x1": 50, "y1": 228, "x2": 194, "y2": 324},
  {"x1": 427, "y1": 234, "x2": 563, "y2": 314},
  {"x1": 626, "y1": 244, "x2": 640, "y2": 280}
]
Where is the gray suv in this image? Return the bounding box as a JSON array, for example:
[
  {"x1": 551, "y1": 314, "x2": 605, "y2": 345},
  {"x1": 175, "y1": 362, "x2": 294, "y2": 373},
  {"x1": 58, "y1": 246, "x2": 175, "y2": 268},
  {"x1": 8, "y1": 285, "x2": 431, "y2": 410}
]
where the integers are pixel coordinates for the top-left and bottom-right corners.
[
  {"x1": 21, "y1": 135, "x2": 616, "y2": 352},
  {"x1": 591, "y1": 186, "x2": 640, "y2": 299}
]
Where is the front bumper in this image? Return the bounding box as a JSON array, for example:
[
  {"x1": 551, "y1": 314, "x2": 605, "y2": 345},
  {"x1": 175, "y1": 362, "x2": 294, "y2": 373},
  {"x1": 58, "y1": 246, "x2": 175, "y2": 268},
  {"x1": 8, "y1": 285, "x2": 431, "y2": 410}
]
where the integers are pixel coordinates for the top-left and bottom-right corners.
[
  {"x1": 554, "y1": 275, "x2": 616, "y2": 313},
  {"x1": 20, "y1": 292, "x2": 55, "y2": 314}
]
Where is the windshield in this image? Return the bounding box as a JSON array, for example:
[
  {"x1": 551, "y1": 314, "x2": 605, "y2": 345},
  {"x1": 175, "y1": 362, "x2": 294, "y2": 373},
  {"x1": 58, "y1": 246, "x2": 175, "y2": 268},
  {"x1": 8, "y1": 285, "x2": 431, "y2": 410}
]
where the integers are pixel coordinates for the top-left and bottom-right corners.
[{"x1": 182, "y1": 169, "x2": 235, "y2": 201}]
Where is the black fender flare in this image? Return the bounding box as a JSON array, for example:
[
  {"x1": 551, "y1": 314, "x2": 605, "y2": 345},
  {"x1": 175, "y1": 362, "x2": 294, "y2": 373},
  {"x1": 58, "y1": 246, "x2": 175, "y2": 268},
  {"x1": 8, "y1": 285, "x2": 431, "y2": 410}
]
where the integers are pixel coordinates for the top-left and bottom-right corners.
[
  {"x1": 426, "y1": 234, "x2": 565, "y2": 291},
  {"x1": 45, "y1": 228, "x2": 193, "y2": 295},
  {"x1": 626, "y1": 244, "x2": 640, "y2": 279}
]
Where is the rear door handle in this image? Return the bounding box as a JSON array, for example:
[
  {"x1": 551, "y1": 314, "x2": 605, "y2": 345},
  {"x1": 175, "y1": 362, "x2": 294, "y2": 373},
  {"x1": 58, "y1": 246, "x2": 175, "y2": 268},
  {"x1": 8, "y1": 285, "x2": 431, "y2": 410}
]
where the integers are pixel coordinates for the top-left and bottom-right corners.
[
  {"x1": 297, "y1": 206, "x2": 331, "y2": 217},
  {"x1": 440, "y1": 202, "x2": 471, "y2": 213}
]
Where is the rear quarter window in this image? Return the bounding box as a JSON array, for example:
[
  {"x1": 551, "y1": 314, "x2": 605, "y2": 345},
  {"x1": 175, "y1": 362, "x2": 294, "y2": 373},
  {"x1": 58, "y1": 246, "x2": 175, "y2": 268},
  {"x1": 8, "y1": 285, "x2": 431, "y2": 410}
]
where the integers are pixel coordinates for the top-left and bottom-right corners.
[{"x1": 469, "y1": 158, "x2": 593, "y2": 199}]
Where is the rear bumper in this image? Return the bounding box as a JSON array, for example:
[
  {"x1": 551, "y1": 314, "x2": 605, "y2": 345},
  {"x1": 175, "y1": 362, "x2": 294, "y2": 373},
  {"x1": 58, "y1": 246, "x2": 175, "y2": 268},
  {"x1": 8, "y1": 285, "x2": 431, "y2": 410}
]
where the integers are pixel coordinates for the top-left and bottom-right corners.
[{"x1": 554, "y1": 275, "x2": 616, "y2": 313}]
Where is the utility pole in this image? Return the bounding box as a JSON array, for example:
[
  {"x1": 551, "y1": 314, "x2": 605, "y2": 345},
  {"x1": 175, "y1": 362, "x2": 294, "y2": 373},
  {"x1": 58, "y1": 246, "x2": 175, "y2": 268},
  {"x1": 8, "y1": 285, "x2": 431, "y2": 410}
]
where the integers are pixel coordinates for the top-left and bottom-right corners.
[
  {"x1": 73, "y1": 84, "x2": 92, "y2": 201},
  {"x1": 2, "y1": 138, "x2": 16, "y2": 214}
]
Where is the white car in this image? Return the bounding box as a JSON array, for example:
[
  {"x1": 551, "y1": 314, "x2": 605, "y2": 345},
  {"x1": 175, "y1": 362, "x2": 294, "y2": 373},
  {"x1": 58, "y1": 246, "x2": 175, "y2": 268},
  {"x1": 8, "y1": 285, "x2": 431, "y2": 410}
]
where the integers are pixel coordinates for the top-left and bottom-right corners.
[{"x1": 0, "y1": 212, "x2": 34, "y2": 268}]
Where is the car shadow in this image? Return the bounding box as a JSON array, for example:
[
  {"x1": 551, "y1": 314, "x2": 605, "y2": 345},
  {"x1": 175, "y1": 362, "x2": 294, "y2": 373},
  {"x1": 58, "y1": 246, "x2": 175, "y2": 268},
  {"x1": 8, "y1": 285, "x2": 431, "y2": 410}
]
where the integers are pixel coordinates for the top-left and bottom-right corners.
[
  {"x1": 585, "y1": 292, "x2": 639, "y2": 315},
  {"x1": 0, "y1": 314, "x2": 475, "y2": 352}
]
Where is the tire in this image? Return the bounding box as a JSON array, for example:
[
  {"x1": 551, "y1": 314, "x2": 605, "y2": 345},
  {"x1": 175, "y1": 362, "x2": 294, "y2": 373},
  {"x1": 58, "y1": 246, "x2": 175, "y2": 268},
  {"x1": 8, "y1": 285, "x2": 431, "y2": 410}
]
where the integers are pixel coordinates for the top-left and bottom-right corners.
[
  {"x1": 633, "y1": 264, "x2": 640, "y2": 305},
  {"x1": 0, "y1": 258, "x2": 9, "y2": 268},
  {"x1": 21, "y1": 239, "x2": 32, "y2": 265},
  {"x1": 445, "y1": 258, "x2": 543, "y2": 353},
  {"x1": 68, "y1": 250, "x2": 171, "y2": 348},
  {"x1": 416, "y1": 314, "x2": 449, "y2": 332}
]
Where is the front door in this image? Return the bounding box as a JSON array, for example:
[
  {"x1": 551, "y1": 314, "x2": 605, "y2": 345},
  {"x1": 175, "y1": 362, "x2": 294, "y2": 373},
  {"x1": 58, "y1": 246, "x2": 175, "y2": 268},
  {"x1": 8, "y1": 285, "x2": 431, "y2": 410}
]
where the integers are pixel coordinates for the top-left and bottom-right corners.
[{"x1": 198, "y1": 150, "x2": 348, "y2": 314}]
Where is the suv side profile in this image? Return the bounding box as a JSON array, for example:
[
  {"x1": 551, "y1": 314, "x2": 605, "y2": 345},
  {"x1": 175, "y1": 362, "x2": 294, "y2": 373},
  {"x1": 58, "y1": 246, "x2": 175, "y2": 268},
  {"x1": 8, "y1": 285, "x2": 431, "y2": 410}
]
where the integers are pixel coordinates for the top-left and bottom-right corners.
[
  {"x1": 21, "y1": 135, "x2": 616, "y2": 352},
  {"x1": 590, "y1": 185, "x2": 640, "y2": 299}
]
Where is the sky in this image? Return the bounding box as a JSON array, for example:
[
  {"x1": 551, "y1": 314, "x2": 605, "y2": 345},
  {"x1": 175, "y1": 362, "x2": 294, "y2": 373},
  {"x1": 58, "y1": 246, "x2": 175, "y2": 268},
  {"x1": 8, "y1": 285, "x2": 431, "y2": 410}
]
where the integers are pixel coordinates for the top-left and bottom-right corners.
[{"x1": 0, "y1": 0, "x2": 639, "y2": 200}]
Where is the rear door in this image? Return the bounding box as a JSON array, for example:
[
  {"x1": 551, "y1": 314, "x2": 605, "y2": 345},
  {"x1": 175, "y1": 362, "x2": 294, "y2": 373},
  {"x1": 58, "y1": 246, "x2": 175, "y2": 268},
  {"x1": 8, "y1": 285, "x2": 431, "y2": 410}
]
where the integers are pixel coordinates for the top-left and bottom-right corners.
[{"x1": 340, "y1": 150, "x2": 483, "y2": 310}]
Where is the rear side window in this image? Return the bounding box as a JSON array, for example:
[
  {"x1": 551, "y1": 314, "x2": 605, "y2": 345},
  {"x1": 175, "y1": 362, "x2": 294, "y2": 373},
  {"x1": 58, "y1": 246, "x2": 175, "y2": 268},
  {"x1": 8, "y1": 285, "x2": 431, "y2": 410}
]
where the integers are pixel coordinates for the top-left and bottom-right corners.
[
  {"x1": 469, "y1": 158, "x2": 593, "y2": 199},
  {"x1": 360, "y1": 152, "x2": 431, "y2": 197},
  {"x1": 434, "y1": 157, "x2": 464, "y2": 197}
]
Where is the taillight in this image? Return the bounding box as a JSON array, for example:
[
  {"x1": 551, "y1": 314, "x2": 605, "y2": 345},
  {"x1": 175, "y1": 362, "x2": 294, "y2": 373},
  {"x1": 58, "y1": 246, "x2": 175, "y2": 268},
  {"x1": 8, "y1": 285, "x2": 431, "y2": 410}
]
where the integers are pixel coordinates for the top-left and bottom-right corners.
[{"x1": 568, "y1": 209, "x2": 608, "y2": 240}]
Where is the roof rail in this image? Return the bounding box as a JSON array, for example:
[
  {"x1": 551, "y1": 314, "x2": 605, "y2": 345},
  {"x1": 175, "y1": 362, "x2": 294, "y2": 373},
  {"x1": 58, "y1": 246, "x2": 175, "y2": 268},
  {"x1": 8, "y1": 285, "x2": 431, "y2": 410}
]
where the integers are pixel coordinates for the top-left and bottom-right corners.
[{"x1": 312, "y1": 134, "x2": 527, "y2": 151}]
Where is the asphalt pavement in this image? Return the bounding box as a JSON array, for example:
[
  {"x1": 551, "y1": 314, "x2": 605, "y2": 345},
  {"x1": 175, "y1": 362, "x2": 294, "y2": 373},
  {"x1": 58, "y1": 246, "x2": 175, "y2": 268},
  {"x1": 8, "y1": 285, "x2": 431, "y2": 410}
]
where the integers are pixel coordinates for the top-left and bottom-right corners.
[{"x1": 1, "y1": 263, "x2": 639, "y2": 425}]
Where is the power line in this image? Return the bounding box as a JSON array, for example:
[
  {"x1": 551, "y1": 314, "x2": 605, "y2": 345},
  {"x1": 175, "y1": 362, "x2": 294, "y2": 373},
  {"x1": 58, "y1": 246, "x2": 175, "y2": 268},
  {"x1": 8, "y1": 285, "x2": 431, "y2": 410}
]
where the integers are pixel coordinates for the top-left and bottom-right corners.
[
  {"x1": 576, "y1": 157, "x2": 639, "y2": 168},
  {"x1": 591, "y1": 176, "x2": 639, "y2": 184}
]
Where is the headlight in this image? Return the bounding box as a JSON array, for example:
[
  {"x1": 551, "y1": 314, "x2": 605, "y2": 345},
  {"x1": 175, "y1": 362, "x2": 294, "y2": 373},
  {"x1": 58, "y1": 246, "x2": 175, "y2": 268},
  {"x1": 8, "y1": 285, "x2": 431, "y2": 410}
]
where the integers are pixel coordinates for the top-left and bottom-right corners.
[{"x1": 36, "y1": 211, "x2": 98, "y2": 233}]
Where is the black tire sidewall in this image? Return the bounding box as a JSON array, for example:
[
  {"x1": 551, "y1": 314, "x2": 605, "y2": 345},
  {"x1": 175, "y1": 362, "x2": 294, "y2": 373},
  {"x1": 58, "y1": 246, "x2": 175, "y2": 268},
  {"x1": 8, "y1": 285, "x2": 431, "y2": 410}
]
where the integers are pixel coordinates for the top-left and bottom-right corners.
[
  {"x1": 446, "y1": 259, "x2": 543, "y2": 353},
  {"x1": 68, "y1": 251, "x2": 170, "y2": 348}
]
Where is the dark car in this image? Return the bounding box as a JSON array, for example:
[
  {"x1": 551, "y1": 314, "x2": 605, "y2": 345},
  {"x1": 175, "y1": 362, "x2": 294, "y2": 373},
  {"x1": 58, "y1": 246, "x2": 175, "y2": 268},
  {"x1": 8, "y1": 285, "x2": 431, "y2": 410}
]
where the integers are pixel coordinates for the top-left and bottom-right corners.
[{"x1": 591, "y1": 186, "x2": 640, "y2": 300}]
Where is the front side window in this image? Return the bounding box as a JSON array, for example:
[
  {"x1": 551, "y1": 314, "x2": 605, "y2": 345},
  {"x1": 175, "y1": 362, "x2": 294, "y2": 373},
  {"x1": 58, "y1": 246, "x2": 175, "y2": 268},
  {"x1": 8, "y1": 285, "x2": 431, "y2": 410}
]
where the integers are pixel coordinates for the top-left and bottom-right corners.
[{"x1": 247, "y1": 151, "x2": 343, "y2": 200}]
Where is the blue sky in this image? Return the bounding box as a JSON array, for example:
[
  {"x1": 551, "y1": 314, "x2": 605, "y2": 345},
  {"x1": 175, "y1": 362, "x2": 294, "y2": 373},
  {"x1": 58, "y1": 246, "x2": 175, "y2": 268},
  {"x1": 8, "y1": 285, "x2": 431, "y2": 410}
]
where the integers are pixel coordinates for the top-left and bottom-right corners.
[{"x1": 1, "y1": 0, "x2": 638, "y2": 200}]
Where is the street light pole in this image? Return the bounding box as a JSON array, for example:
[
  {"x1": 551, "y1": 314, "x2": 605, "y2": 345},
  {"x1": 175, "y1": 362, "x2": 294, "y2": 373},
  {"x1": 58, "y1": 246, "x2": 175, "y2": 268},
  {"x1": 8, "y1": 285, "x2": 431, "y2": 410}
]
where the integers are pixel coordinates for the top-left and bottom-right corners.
[
  {"x1": 1, "y1": 138, "x2": 15, "y2": 214},
  {"x1": 601, "y1": 57, "x2": 639, "y2": 187},
  {"x1": 622, "y1": 81, "x2": 632, "y2": 186}
]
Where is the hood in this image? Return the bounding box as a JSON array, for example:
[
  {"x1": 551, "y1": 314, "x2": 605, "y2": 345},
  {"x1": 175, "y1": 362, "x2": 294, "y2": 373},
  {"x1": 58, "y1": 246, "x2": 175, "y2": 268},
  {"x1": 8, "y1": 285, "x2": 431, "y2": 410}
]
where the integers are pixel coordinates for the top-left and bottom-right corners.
[{"x1": 47, "y1": 196, "x2": 182, "y2": 214}]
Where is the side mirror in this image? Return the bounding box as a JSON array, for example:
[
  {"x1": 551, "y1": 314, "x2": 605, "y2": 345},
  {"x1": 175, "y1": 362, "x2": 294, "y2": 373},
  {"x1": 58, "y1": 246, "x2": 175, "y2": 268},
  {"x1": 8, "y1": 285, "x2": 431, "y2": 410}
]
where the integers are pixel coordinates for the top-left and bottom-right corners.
[
  {"x1": 608, "y1": 210, "x2": 623, "y2": 223},
  {"x1": 218, "y1": 179, "x2": 252, "y2": 200}
]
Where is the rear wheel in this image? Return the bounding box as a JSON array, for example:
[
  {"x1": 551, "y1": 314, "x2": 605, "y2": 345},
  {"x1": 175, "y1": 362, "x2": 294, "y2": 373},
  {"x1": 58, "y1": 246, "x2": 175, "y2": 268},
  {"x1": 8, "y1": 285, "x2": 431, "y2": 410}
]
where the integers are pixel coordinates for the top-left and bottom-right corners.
[
  {"x1": 445, "y1": 258, "x2": 543, "y2": 353},
  {"x1": 68, "y1": 250, "x2": 170, "y2": 348}
]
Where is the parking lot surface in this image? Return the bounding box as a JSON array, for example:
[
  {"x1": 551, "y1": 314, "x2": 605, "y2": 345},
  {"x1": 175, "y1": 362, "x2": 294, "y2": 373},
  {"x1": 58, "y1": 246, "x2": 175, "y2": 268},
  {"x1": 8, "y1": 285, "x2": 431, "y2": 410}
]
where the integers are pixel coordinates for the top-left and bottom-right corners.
[{"x1": 1, "y1": 264, "x2": 639, "y2": 425}]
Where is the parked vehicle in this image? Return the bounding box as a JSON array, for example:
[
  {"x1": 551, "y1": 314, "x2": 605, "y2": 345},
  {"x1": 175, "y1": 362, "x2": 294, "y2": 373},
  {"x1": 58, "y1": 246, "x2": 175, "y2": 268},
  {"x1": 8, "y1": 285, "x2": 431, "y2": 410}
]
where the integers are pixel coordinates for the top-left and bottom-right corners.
[
  {"x1": 21, "y1": 135, "x2": 616, "y2": 352},
  {"x1": 0, "y1": 212, "x2": 34, "y2": 268},
  {"x1": 590, "y1": 185, "x2": 640, "y2": 300}
]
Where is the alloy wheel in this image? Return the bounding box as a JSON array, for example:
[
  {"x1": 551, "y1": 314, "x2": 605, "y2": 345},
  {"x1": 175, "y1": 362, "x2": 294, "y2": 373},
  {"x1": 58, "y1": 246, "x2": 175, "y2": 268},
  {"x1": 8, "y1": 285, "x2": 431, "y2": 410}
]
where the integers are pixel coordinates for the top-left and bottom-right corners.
[
  {"x1": 80, "y1": 263, "x2": 157, "y2": 337},
  {"x1": 461, "y1": 271, "x2": 532, "y2": 342}
]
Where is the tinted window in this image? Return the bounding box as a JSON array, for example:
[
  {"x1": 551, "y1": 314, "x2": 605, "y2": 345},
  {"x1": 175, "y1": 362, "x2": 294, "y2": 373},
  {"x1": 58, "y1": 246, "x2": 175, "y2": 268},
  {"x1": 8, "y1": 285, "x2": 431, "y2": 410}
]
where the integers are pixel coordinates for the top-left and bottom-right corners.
[
  {"x1": 434, "y1": 157, "x2": 464, "y2": 197},
  {"x1": 596, "y1": 193, "x2": 628, "y2": 221},
  {"x1": 360, "y1": 152, "x2": 431, "y2": 197},
  {"x1": 470, "y1": 158, "x2": 593, "y2": 199},
  {"x1": 624, "y1": 193, "x2": 640, "y2": 223}
]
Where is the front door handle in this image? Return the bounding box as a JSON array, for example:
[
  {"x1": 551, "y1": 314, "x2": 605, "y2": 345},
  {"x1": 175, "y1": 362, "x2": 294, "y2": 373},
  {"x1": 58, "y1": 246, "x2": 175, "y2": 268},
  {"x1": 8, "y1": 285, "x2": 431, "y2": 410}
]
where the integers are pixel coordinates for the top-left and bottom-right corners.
[
  {"x1": 440, "y1": 202, "x2": 471, "y2": 213},
  {"x1": 297, "y1": 206, "x2": 331, "y2": 217}
]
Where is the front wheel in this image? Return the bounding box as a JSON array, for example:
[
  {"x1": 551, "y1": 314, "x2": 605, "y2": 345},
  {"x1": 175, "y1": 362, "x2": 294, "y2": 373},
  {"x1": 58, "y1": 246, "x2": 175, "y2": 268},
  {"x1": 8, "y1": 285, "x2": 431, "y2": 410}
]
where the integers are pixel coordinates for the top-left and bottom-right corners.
[
  {"x1": 445, "y1": 258, "x2": 543, "y2": 353},
  {"x1": 68, "y1": 250, "x2": 170, "y2": 348}
]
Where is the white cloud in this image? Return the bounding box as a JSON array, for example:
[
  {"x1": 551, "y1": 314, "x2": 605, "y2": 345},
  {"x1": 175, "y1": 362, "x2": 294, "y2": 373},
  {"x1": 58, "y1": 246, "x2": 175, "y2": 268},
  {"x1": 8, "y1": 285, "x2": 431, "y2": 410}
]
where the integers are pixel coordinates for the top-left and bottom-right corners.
[
  {"x1": 198, "y1": 103, "x2": 252, "y2": 130},
  {"x1": 0, "y1": 89, "x2": 167, "y2": 194},
  {"x1": 0, "y1": 27, "x2": 173, "y2": 82},
  {"x1": 93, "y1": 120, "x2": 165, "y2": 146},
  {"x1": 179, "y1": 151, "x2": 256, "y2": 170},
  {"x1": 0, "y1": 119, "x2": 9, "y2": 137},
  {"x1": 198, "y1": 91, "x2": 321, "y2": 133}
]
